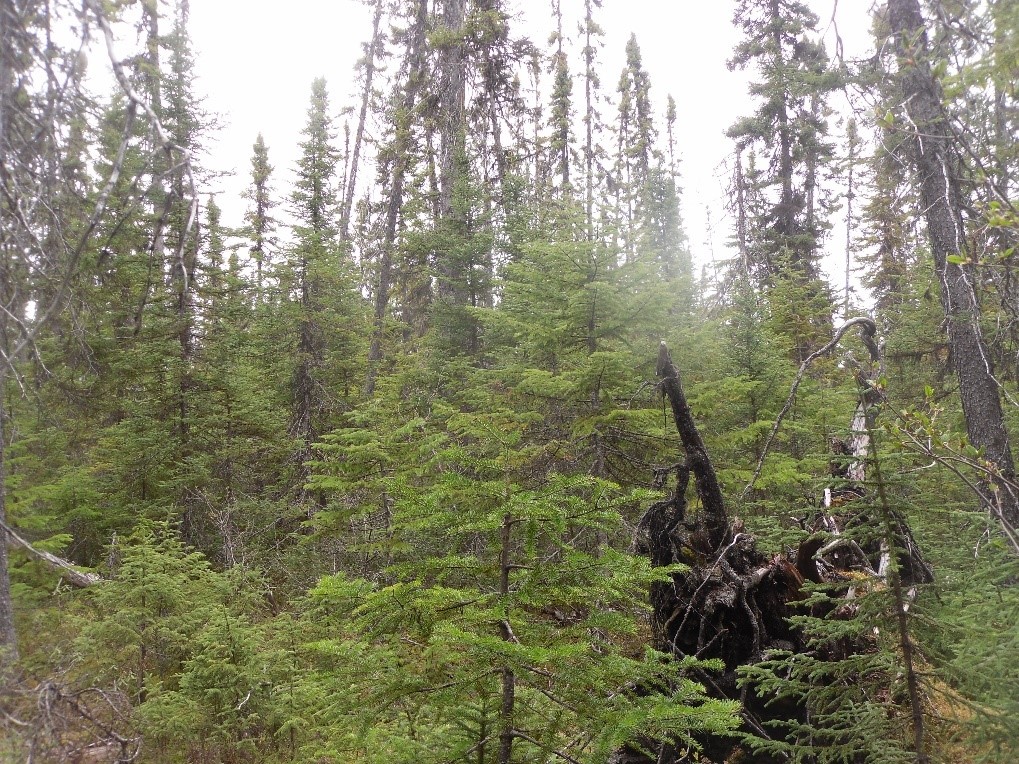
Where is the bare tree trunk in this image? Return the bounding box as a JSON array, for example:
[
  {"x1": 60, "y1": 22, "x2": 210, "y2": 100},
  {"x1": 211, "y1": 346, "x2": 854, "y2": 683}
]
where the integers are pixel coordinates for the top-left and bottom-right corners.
[
  {"x1": 364, "y1": 0, "x2": 428, "y2": 395},
  {"x1": 0, "y1": 0, "x2": 21, "y2": 663},
  {"x1": 143, "y1": 0, "x2": 165, "y2": 264},
  {"x1": 990, "y1": 0, "x2": 1013, "y2": 197},
  {"x1": 1, "y1": 517, "x2": 102, "y2": 589},
  {"x1": 340, "y1": 0, "x2": 385, "y2": 242},
  {"x1": 583, "y1": 0, "x2": 595, "y2": 241},
  {"x1": 887, "y1": 0, "x2": 1019, "y2": 538},
  {"x1": 657, "y1": 343, "x2": 727, "y2": 549},
  {"x1": 436, "y1": 0, "x2": 467, "y2": 222},
  {"x1": 843, "y1": 120, "x2": 858, "y2": 319},
  {"x1": 435, "y1": 0, "x2": 468, "y2": 305}
]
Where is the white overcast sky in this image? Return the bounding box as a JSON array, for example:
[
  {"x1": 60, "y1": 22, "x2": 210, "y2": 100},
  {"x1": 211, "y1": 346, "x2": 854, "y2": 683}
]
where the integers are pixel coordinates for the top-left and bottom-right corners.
[{"x1": 182, "y1": 0, "x2": 876, "y2": 284}]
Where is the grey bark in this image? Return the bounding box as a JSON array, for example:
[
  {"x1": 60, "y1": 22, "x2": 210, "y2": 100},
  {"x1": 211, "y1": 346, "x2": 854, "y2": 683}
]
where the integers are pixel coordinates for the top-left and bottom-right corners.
[
  {"x1": 0, "y1": 0, "x2": 21, "y2": 662},
  {"x1": 435, "y1": 0, "x2": 469, "y2": 308},
  {"x1": 887, "y1": 0, "x2": 1019, "y2": 537},
  {"x1": 583, "y1": 0, "x2": 595, "y2": 240},
  {"x1": 436, "y1": 0, "x2": 467, "y2": 225},
  {"x1": 364, "y1": 0, "x2": 429, "y2": 395},
  {"x1": 0, "y1": 375, "x2": 17, "y2": 662},
  {"x1": 497, "y1": 512, "x2": 515, "y2": 764},
  {"x1": 340, "y1": 0, "x2": 385, "y2": 242},
  {"x1": 1, "y1": 516, "x2": 102, "y2": 589},
  {"x1": 0, "y1": 0, "x2": 193, "y2": 661}
]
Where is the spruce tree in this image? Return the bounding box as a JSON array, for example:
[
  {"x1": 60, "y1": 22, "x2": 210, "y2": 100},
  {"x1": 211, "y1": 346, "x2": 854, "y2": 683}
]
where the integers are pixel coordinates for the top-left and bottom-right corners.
[
  {"x1": 290, "y1": 77, "x2": 339, "y2": 469},
  {"x1": 365, "y1": 0, "x2": 429, "y2": 395},
  {"x1": 307, "y1": 384, "x2": 739, "y2": 763},
  {"x1": 339, "y1": 0, "x2": 387, "y2": 243},
  {"x1": 285, "y1": 78, "x2": 366, "y2": 501},
  {"x1": 886, "y1": 0, "x2": 1019, "y2": 539},
  {"x1": 0, "y1": 0, "x2": 164, "y2": 660},
  {"x1": 548, "y1": 31, "x2": 573, "y2": 195},
  {"x1": 244, "y1": 133, "x2": 278, "y2": 300},
  {"x1": 726, "y1": 0, "x2": 841, "y2": 359}
]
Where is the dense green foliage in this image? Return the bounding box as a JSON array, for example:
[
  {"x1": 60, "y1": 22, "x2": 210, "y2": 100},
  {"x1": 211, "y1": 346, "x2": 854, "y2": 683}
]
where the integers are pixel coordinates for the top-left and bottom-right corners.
[{"x1": 2, "y1": 0, "x2": 1018, "y2": 762}]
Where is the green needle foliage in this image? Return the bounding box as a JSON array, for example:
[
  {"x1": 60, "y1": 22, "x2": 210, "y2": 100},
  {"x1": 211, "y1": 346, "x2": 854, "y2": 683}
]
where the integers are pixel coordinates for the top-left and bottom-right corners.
[
  {"x1": 305, "y1": 394, "x2": 738, "y2": 763},
  {"x1": 3, "y1": 1, "x2": 1018, "y2": 761}
]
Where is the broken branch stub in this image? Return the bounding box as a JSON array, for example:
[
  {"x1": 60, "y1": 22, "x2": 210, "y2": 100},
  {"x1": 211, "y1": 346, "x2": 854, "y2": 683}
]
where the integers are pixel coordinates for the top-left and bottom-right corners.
[{"x1": 656, "y1": 342, "x2": 727, "y2": 550}]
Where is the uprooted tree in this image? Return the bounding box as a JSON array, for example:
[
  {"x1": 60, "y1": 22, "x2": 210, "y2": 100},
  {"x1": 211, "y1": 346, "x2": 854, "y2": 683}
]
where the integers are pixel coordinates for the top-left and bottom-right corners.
[{"x1": 620, "y1": 335, "x2": 933, "y2": 763}]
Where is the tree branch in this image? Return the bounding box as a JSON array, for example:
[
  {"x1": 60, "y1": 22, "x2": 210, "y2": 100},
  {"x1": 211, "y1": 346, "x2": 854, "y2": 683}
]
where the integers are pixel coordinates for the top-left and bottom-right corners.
[
  {"x1": 742, "y1": 317, "x2": 879, "y2": 499},
  {"x1": 0, "y1": 520, "x2": 101, "y2": 588}
]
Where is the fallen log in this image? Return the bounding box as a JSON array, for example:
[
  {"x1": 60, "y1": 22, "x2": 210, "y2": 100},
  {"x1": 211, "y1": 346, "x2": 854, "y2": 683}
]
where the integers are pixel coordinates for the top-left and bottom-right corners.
[{"x1": 1, "y1": 519, "x2": 101, "y2": 588}]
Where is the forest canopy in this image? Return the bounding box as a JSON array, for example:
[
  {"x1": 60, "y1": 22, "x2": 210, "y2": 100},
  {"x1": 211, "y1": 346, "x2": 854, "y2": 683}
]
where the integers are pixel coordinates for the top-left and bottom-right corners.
[{"x1": 1, "y1": 0, "x2": 1018, "y2": 762}]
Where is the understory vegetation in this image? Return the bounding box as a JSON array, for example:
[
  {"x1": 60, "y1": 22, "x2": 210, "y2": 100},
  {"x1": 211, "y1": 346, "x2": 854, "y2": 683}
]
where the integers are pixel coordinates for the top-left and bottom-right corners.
[{"x1": 1, "y1": 0, "x2": 1018, "y2": 762}]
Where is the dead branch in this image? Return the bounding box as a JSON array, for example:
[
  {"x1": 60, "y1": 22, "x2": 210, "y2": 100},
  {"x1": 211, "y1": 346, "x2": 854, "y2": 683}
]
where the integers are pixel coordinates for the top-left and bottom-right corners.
[
  {"x1": 743, "y1": 317, "x2": 879, "y2": 498},
  {"x1": 657, "y1": 342, "x2": 727, "y2": 549},
  {"x1": 83, "y1": 0, "x2": 199, "y2": 298},
  {"x1": 1, "y1": 520, "x2": 101, "y2": 588}
]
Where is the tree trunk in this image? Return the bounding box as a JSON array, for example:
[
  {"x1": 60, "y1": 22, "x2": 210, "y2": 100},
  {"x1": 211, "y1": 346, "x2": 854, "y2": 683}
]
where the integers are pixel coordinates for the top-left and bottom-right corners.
[
  {"x1": 293, "y1": 253, "x2": 322, "y2": 462},
  {"x1": 364, "y1": 0, "x2": 428, "y2": 395},
  {"x1": 2, "y1": 518, "x2": 102, "y2": 589},
  {"x1": 656, "y1": 342, "x2": 727, "y2": 548},
  {"x1": 340, "y1": 0, "x2": 385, "y2": 242},
  {"x1": 436, "y1": 0, "x2": 467, "y2": 226},
  {"x1": 497, "y1": 511, "x2": 515, "y2": 764},
  {"x1": 769, "y1": 0, "x2": 795, "y2": 256},
  {"x1": 734, "y1": 148, "x2": 750, "y2": 275},
  {"x1": 583, "y1": 0, "x2": 596, "y2": 241},
  {"x1": 0, "y1": 371, "x2": 18, "y2": 663},
  {"x1": 0, "y1": 0, "x2": 19, "y2": 663},
  {"x1": 629, "y1": 343, "x2": 933, "y2": 763},
  {"x1": 887, "y1": 0, "x2": 1019, "y2": 538}
]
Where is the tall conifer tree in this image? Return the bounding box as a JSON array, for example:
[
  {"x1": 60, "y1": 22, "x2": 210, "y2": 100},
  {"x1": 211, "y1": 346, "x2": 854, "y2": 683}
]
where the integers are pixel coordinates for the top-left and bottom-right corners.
[
  {"x1": 290, "y1": 78, "x2": 340, "y2": 475},
  {"x1": 286, "y1": 78, "x2": 366, "y2": 502},
  {"x1": 245, "y1": 133, "x2": 277, "y2": 300},
  {"x1": 726, "y1": 0, "x2": 840, "y2": 359}
]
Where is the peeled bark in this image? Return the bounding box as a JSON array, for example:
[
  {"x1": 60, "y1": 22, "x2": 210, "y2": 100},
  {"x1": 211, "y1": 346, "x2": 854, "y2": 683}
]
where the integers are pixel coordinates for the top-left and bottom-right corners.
[
  {"x1": 1, "y1": 520, "x2": 102, "y2": 589},
  {"x1": 887, "y1": 0, "x2": 1019, "y2": 539}
]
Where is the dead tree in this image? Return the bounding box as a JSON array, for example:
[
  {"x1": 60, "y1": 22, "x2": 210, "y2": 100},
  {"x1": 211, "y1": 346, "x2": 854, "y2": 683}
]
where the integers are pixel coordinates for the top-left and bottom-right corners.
[{"x1": 627, "y1": 345, "x2": 807, "y2": 762}]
